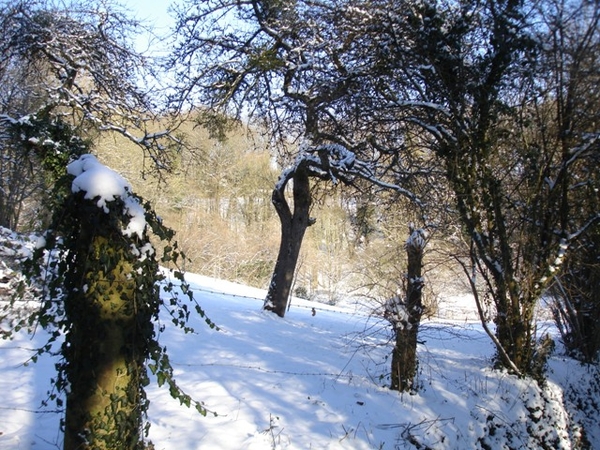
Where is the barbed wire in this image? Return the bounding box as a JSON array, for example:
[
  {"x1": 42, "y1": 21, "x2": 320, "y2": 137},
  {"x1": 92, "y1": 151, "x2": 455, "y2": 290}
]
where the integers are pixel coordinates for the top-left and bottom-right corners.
[
  {"x1": 170, "y1": 361, "x2": 354, "y2": 380},
  {"x1": 174, "y1": 282, "x2": 368, "y2": 317}
]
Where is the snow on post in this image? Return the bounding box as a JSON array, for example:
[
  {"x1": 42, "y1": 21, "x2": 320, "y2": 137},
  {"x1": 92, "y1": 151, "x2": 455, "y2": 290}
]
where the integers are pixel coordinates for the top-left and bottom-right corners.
[{"x1": 67, "y1": 154, "x2": 147, "y2": 239}]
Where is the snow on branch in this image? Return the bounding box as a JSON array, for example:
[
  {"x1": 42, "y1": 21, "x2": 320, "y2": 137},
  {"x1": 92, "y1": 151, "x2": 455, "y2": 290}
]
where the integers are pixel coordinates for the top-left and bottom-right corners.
[
  {"x1": 406, "y1": 227, "x2": 426, "y2": 251},
  {"x1": 0, "y1": 114, "x2": 19, "y2": 126},
  {"x1": 566, "y1": 133, "x2": 599, "y2": 167},
  {"x1": 384, "y1": 295, "x2": 411, "y2": 330},
  {"x1": 568, "y1": 213, "x2": 600, "y2": 241},
  {"x1": 276, "y1": 142, "x2": 420, "y2": 204},
  {"x1": 310, "y1": 143, "x2": 356, "y2": 170}
]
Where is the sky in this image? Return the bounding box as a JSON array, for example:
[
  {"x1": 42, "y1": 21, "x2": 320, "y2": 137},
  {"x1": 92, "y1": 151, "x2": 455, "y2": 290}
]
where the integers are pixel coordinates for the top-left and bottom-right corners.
[
  {"x1": 125, "y1": 0, "x2": 173, "y2": 29},
  {"x1": 122, "y1": 0, "x2": 177, "y2": 54}
]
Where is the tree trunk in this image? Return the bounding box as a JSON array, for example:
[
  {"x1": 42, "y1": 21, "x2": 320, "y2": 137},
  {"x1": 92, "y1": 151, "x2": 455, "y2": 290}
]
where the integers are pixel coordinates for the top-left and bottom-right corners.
[
  {"x1": 264, "y1": 165, "x2": 313, "y2": 317},
  {"x1": 391, "y1": 326, "x2": 420, "y2": 392},
  {"x1": 390, "y1": 228, "x2": 425, "y2": 391},
  {"x1": 493, "y1": 292, "x2": 534, "y2": 373},
  {"x1": 63, "y1": 230, "x2": 145, "y2": 450}
]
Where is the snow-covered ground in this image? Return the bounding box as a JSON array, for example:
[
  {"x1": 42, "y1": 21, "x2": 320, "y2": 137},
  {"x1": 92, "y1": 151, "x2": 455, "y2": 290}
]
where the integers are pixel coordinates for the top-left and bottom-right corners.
[{"x1": 1, "y1": 230, "x2": 599, "y2": 449}]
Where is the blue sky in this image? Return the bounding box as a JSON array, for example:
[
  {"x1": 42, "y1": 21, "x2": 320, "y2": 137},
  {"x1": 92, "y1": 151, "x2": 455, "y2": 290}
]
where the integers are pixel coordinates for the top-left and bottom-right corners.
[
  {"x1": 122, "y1": 0, "x2": 176, "y2": 53},
  {"x1": 124, "y1": 0, "x2": 173, "y2": 28}
]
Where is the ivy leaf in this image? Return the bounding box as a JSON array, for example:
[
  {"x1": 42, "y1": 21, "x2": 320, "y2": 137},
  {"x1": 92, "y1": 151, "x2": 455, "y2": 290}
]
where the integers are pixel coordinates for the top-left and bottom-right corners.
[{"x1": 156, "y1": 371, "x2": 166, "y2": 387}]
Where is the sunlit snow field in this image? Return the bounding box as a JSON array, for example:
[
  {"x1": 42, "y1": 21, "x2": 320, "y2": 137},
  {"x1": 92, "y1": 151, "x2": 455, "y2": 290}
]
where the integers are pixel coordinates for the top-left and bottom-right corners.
[{"x1": 1, "y1": 270, "x2": 599, "y2": 449}]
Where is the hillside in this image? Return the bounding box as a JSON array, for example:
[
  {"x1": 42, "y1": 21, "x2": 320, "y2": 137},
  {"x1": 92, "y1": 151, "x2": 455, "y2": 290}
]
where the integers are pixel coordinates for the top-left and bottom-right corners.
[{"x1": 1, "y1": 230, "x2": 599, "y2": 449}]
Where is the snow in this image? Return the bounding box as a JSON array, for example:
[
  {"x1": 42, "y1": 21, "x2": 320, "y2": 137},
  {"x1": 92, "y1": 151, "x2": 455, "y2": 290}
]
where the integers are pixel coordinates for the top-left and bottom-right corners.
[
  {"x1": 406, "y1": 227, "x2": 426, "y2": 250},
  {"x1": 68, "y1": 154, "x2": 131, "y2": 210},
  {"x1": 1, "y1": 240, "x2": 599, "y2": 449},
  {"x1": 384, "y1": 295, "x2": 411, "y2": 329},
  {"x1": 67, "y1": 154, "x2": 147, "y2": 238}
]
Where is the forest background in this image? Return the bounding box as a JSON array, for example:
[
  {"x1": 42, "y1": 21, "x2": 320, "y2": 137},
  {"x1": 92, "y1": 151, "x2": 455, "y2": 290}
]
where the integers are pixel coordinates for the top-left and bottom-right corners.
[{"x1": 92, "y1": 124, "x2": 453, "y2": 313}]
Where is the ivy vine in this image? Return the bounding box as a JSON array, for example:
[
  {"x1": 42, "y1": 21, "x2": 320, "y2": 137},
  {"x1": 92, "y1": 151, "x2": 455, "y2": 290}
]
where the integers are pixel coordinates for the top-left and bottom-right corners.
[{"x1": 10, "y1": 146, "x2": 217, "y2": 448}]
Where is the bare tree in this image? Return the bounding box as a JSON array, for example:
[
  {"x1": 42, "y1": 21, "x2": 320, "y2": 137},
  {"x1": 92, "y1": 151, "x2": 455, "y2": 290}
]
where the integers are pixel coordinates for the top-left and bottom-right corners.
[
  {"x1": 0, "y1": 0, "x2": 180, "y2": 230},
  {"x1": 365, "y1": 0, "x2": 600, "y2": 377},
  {"x1": 536, "y1": 0, "x2": 600, "y2": 364},
  {"x1": 264, "y1": 143, "x2": 418, "y2": 316},
  {"x1": 170, "y1": 0, "x2": 420, "y2": 316}
]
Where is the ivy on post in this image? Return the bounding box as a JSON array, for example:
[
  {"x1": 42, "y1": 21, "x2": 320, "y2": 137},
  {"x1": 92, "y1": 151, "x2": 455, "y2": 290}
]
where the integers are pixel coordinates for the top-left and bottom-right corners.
[{"x1": 20, "y1": 154, "x2": 216, "y2": 450}]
